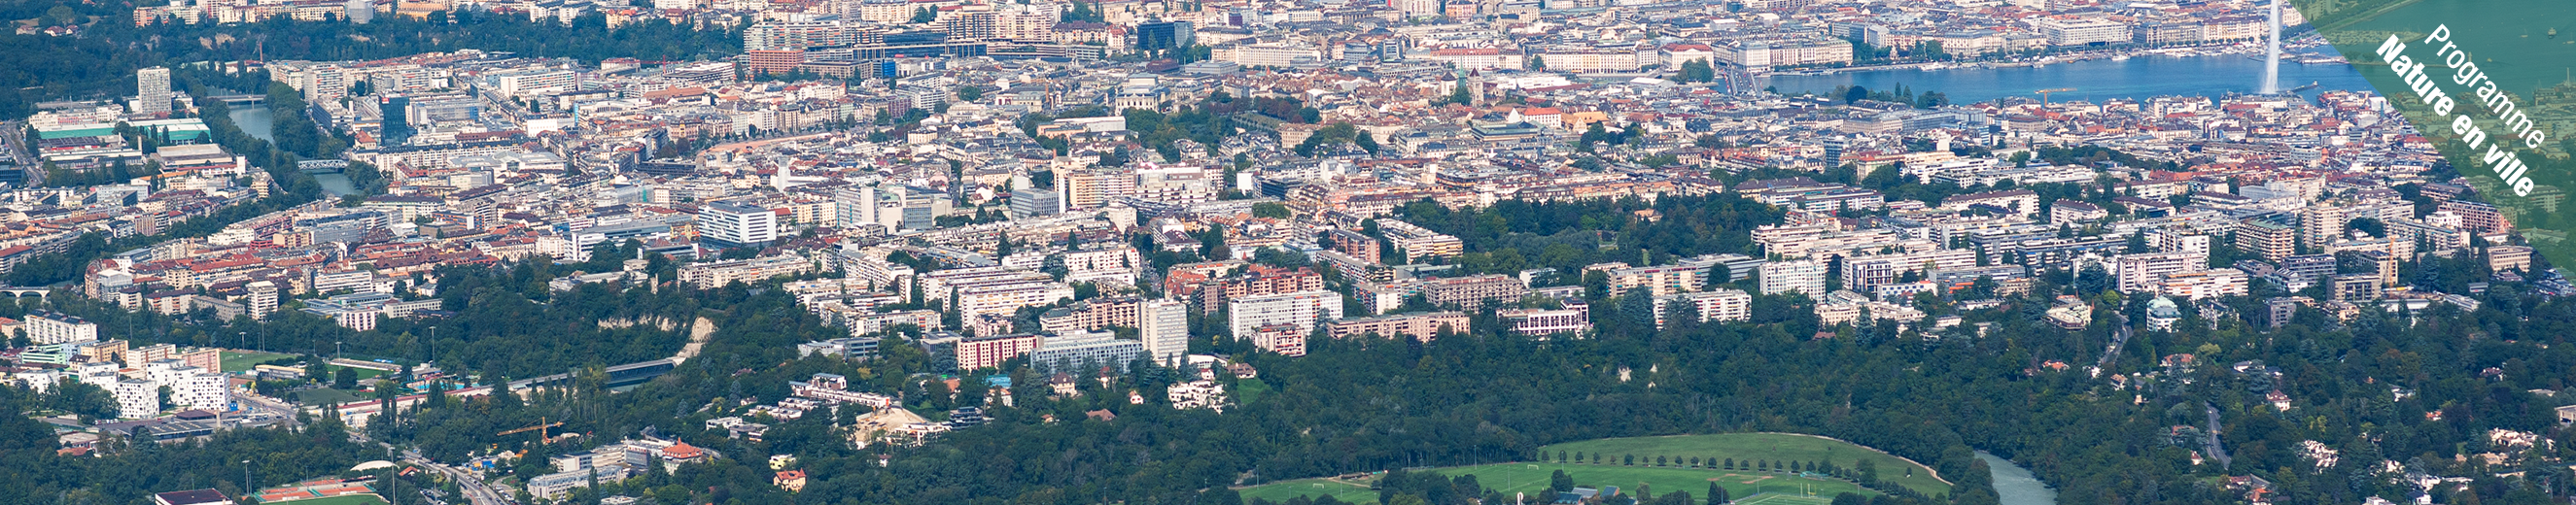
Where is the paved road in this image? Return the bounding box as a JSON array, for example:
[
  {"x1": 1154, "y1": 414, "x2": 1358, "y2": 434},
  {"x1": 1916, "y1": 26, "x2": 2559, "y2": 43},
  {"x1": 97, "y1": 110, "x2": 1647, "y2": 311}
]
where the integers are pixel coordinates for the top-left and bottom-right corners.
[
  {"x1": 232, "y1": 391, "x2": 301, "y2": 429},
  {"x1": 2204, "y1": 403, "x2": 2233, "y2": 470},
  {"x1": 2097, "y1": 311, "x2": 2134, "y2": 370},
  {"x1": 402, "y1": 449, "x2": 512, "y2": 505},
  {"x1": 356, "y1": 430, "x2": 510, "y2": 505}
]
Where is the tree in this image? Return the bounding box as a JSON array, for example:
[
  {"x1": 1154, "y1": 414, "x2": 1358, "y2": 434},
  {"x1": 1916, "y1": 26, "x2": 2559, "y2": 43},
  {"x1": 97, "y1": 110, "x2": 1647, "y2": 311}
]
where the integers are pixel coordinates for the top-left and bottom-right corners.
[
  {"x1": 1251, "y1": 202, "x2": 1291, "y2": 219},
  {"x1": 1550, "y1": 469, "x2": 1574, "y2": 491},
  {"x1": 1843, "y1": 85, "x2": 1870, "y2": 104},
  {"x1": 1678, "y1": 59, "x2": 1717, "y2": 84},
  {"x1": 333, "y1": 367, "x2": 359, "y2": 389},
  {"x1": 1445, "y1": 82, "x2": 1474, "y2": 106},
  {"x1": 911, "y1": 7, "x2": 936, "y2": 23},
  {"x1": 1527, "y1": 55, "x2": 1546, "y2": 70},
  {"x1": 956, "y1": 85, "x2": 983, "y2": 102},
  {"x1": 1706, "y1": 483, "x2": 1727, "y2": 504}
]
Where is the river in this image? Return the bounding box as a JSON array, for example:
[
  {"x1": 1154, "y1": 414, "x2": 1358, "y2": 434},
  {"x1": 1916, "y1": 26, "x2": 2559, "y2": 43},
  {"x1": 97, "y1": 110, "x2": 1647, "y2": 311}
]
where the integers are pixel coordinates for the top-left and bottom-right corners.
[
  {"x1": 227, "y1": 103, "x2": 360, "y2": 196},
  {"x1": 227, "y1": 106, "x2": 274, "y2": 143},
  {"x1": 1764, "y1": 50, "x2": 2376, "y2": 105},
  {"x1": 1976, "y1": 451, "x2": 2059, "y2": 505}
]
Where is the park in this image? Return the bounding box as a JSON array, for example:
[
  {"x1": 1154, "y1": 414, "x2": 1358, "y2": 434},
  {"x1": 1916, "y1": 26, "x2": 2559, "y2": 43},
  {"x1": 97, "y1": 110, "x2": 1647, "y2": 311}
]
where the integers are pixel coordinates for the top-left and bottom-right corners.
[{"x1": 1239, "y1": 433, "x2": 1945, "y2": 504}]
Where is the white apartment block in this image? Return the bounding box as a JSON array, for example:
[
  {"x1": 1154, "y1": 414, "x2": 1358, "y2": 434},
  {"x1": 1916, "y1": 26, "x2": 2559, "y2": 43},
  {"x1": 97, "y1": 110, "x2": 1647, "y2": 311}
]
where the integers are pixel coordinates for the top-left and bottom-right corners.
[
  {"x1": 493, "y1": 69, "x2": 578, "y2": 97},
  {"x1": 1653, "y1": 288, "x2": 1753, "y2": 328},
  {"x1": 1839, "y1": 249, "x2": 1977, "y2": 292},
  {"x1": 1758, "y1": 260, "x2": 1828, "y2": 296},
  {"x1": 678, "y1": 255, "x2": 817, "y2": 288},
  {"x1": 2114, "y1": 252, "x2": 2204, "y2": 293},
  {"x1": 699, "y1": 200, "x2": 781, "y2": 248},
  {"x1": 1062, "y1": 245, "x2": 1143, "y2": 286},
  {"x1": 26, "y1": 310, "x2": 100, "y2": 346},
  {"x1": 2033, "y1": 17, "x2": 2130, "y2": 46},
  {"x1": 113, "y1": 378, "x2": 159, "y2": 420},
  {"x1": 1140, "y1": 299, "x2": 1189, "y2": 365},
  {"x1": 147, "y1": 360, "x2": 227, "y2": 412},
  {"x1": 2154, "y1": 268, "x2": 2250, "y2": 300},
  {"x1": 955, "y1": 283, "x2": 1076, "y2": 320},
  {"x1": 1226, "y1": 290, "x2": 1344, "y2": 340},
  {"x1": 247, "y1": 281, "x2": 281, "y2": 320}
]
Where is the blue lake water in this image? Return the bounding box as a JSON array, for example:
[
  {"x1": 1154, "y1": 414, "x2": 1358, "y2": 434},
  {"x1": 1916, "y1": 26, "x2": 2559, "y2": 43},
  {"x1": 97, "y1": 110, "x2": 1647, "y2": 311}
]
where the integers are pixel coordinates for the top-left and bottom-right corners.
[{"x1": 1764, "y1": 51, "x2": 2376, "y2": 105}]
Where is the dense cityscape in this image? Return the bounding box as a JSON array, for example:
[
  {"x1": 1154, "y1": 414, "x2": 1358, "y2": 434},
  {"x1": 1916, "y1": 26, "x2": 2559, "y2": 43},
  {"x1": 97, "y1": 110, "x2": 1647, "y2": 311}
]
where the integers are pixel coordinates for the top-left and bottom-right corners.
[{"x1": 2, "y1": 0, "x2": 2575, "y2": 504}]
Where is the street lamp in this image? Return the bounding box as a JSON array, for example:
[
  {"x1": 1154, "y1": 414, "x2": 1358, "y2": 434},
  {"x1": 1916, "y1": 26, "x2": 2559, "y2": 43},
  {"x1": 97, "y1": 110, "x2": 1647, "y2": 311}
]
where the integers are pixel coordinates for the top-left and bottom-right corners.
[{"x1": 241, "y1": 459, "x2": 251, "y2": 494}]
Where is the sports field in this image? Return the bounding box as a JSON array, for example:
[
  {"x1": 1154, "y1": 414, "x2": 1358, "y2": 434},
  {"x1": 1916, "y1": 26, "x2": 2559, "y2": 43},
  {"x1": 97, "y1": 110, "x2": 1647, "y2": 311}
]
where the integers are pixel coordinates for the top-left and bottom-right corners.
[
  {"x1": 1237, "y1": 478, "x2": 1377, "y2": 504},
  {"x1": 1731, "y1": 493, "x2": 1837, "y2": 505},
  {"x1": 1540, "y1": 433, "x2": 1949, "y2": 495},
  {"x1": 220, "y1": 351, "x2": 295, "y2": 372},
  {"x1": 1428, "y1": 462, "x2": 1868, "y2": 502}
]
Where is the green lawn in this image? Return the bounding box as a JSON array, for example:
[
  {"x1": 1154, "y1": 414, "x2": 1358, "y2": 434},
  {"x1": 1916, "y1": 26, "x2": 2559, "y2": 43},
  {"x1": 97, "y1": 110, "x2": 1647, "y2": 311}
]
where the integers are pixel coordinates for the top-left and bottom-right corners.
[
  {"x1": 1540, "y1": 433, "x2": 1949, "y2": 496},
  {"x1": 220, "y1": 351, "x2": 295, "y2": 373},
  {"x1": 262, "y1": 494, "x2": 390, "y2": 504},
  {"x1": 1235, "y1": 378, "x2": 1272, "y2": 406},
  {"x1": 1429, "y1": 462, "x2": 1870, "y2": 502},
  {"x1": 291, "y1": 388, "x2": 366, "y2": 405},
  {"x1": 331, "y1": 365, "x2": 390, "y2": 380},
  {"x1": 1238, "y1": 478, "x2": 1376, "y2": 504}
]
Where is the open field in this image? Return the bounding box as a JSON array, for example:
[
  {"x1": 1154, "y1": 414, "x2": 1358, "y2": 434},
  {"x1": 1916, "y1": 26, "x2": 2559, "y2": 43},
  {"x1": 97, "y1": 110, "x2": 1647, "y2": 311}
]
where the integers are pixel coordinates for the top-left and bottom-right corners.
[
  {"x1": 1237, "y1": 478, "x2": 1377, "y2": 504},
  {"x1": 220, "y1": 351, "x2": 295, "y2": 372},
  {"x1": 1429, "y1": 462, "x2": 1869, "y2": 501},
  {"x1": 1541, "y1": 433, "x2": 1949, "y2": 495}
]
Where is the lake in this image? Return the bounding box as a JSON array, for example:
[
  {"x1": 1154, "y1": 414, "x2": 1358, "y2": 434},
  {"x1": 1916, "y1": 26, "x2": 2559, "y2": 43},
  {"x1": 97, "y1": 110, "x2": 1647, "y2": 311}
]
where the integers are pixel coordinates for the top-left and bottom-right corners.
[
  {"x1": 1764, "y1": 51, "x2": 2376, "y2": 105},
  {"x1": 1977, "y1": 451, "x2": 2059, "y2": 505}
]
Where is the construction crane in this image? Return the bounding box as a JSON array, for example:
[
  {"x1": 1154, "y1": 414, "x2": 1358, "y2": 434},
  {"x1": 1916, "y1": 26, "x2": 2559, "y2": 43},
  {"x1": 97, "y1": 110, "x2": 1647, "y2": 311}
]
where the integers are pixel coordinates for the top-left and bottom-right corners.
[
  {"x1": 497, "y1": 418, "x2": 564, "y2": 443},
  {"x1": 2036, "y1": 87, "x2": 2076, "y2": 106}
]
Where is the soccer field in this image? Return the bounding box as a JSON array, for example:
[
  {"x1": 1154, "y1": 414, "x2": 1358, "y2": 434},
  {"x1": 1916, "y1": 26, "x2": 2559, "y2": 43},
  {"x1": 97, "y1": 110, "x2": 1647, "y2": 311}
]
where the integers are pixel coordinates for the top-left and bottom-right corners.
[
  {"x1": 220, "y1": 351, "x2": 295, "y2": 373},
  {"x1": 1237, "y1": 478, "x2": 1377, "y2": 504},
  {"x1": 1540, "y1": 433, "x2": 1950, "y2": 496}
]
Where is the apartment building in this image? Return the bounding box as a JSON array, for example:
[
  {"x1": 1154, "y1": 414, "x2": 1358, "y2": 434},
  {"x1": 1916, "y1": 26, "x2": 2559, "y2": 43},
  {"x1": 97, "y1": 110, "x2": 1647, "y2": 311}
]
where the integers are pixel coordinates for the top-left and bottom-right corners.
[
  {"x1": 1421, "y1": 274, "x2": 1527, "y2": 311},
  {"x1": 1226, "y1": 290, "x2": 1344, "y2": 341},
  {"x1": 26, "y1": 310, "x2": 100, "y2": 345},
  {"x1": 1758, "y1": 260, "x2": 1828, "y2": 295},
  {"x1": 1653, "y1": 289, "x2": 1753, "y2": 328},
  {"x1": 1326, "y1": 312, "x2": 1467, "y2": 341},
  {"x1": 955, "y1": 333, "x2": 1043, "y2": 371}
]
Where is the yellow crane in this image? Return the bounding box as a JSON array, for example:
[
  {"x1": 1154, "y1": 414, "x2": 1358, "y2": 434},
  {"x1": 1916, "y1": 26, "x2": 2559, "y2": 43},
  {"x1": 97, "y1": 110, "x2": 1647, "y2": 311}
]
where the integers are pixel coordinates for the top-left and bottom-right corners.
[
  {"x1": 497, "y1": 418, "x2": 564, "y2": 442},
  {"x1": 2036, "y1": 87, "x2": 2076, "y2": 106}
]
